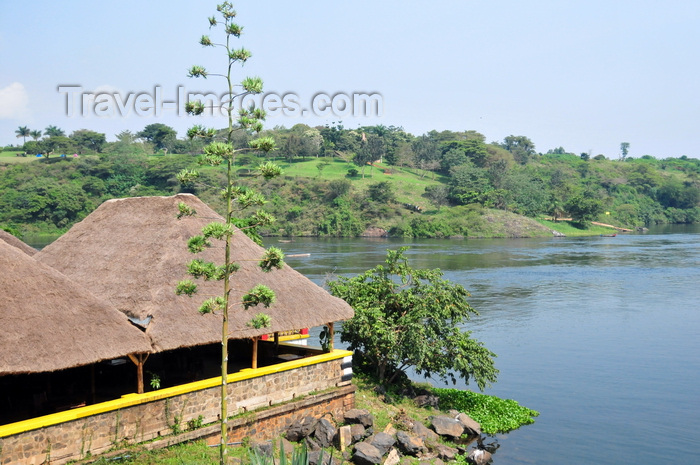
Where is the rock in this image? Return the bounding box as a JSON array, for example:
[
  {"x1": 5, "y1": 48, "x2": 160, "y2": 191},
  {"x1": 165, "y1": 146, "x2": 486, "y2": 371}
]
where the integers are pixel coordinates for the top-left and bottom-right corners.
[
  {"x1": 287, "y1": 415, "x2": 319, "y2": 442},
  {"x1": 396, "y1": 431, "x2": 426, "y2": 456},
  {"x1": 384, "y1": 448, "x2": 401, "y2": 465},
  {"x1": 308, "y1": 450, "x2": 337, "y2": 465},
  {"x1": 351, "y1": 424, "x2": 367, "y2": 442},
  {"x1": 467, "y1": 449, "x2": 492, "y2": 465},
  {"x1": 251, "y1": 440, "x2": 273, "y2": 457},
  {"x1": 383, "y1": 423, "x2": 398, "y2": 436},
  {"x1": 413, "y1": 394, "x2": 439, "y2": 408},
  {"x1": 305, "y1": 436, "x2": 321, "y2": 451},
  {"x1": 369, "y1": 432, "x2": 396, "y2": 456},
  {"x1": 361, "y1": 227, "x2": 388, "y2": 237},
  {"x1": 344, "y1": 409, "x2": 374, "y2": 428},
  {"x1": 412, "y1": 422, "x2": 439, "y2": 443},
  {"x1": 455, "y1": 413, "x2": 481, "y2": 436},
  {"x1": 430, "y1": 416, "x2": 465, "y2": 439},
  {"x1": 434, "y1": 444, "x2": 458, "y2": 461},
  {"x1": 552, "y1": 230, "x2": 566, "y2": 237},
  {"x1": 337, "y1": 425, "x2": 353, "y2": 451},
  {"x1": 353, "y1": 442, "x2": 384, "y2": 465},
  {"x1": 279, "y1": 438, "x2": 296, "y2": 455},
  {"x1": 314, "y1": 418, "x2": 337, "y2": 448}
]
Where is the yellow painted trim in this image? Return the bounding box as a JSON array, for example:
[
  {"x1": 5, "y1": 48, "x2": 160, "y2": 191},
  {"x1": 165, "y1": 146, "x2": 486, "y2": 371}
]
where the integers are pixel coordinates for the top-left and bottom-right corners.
[
  {"x1": 278, "y1": 333, "x2": 309, "y2": 342},
  {"x1": 0, "y1": 349, "x2": 352, "y2": 438}
]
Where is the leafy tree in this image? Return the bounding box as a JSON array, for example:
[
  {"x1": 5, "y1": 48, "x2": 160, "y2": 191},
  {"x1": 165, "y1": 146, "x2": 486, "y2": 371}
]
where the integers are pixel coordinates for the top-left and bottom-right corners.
[
  {"x1": 174, "y1": 4, "x2": 283, "y2": 463},
  {"x1": 70, "y1": 129, "x2": 106, "y2": 153},
  {"x1": 44, "y1": 125, "x2": 65, "y2": 137},
  {"x1": 439, "y1": 139, "x2": 489, "y2": 170},
  {"x1": 138, "y1": 123, "x2": 177, "y2": 151},
  {"x1": 565, "y1": 194, "x2": 604, "y2": 227},
  {"x1": 15, "y1": 126, "x2": 31, "y2": 144},
  {"x1": 425, "y1": 184, "x2": 450, "y2": 211},
  {"x1": 354, "y1": 133, "x2": 383, "y2": 178},
  {"x1": 29, "y1": 130, "x2": 42, "y2": 141},
  {"x1": 367, "y1": 181, "x2": 395, "y2": 203},
  {"x1": 502, "y1": 135, "x2": 536, "y2": 164},
  {"x1": 448, "y1": 162, "x2": 492, "y2": 205},
  {"x1": 328, "y1": 247, "x2": 498, "y2": 389},
  {"x1": 620, "y1": 142, "x2": 630, "y2": 161}
]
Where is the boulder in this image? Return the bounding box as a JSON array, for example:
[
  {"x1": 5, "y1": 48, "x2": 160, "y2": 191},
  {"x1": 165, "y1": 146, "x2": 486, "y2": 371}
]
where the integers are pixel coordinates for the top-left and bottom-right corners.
[
  {"x1": 412, "y1": 422, "x2": 439, "y2": 443},
  {"x1": 280, "y1": 437, "x2": 296, "y2": 455},
  {"x1": 361, "y1": 227, "x2": 388, "y2": 238},
  {"x1": 369, "y1": 432, "x2": 396, "y2": 456},
  {"x1": 396, "y1": 431, "x2": 426, "y2": 456},
  {"x1": 467, "y1": 449, "x2": 492, "y2": 465},
  {"x1": 251, "y1": 440, "x2": 273, "y2": 457},
  {"x1": 383, "y1": 448, "x2": 401, "y2": 465},
  {"x1": 305, "y1": 436, "x2": 322, "y2": 451},
  {"x1": 455, "y1": 413, "x2": 481, "y2": 436},
  {"x1": 286, "y1": 416, "x2": 319, "y2": 442},
  {"x1": 309, "y1": 450, "x2": 338, "y2": 465},
  {"x1": 353, "y1": 442, "x2": 384, "y2": 465},
  {"x1": 351, "y1": 424, "x2": 367, "y2": 443},
  {"x1": 434, "y1": 444, "x2": 458, "y2": 461},
  {"x1": 430, "y1": 416, "x2": 465, "y2": 439},
  {"x1": 413, "y1": 394, "x2": 439, "y2": 408},
  {"x1": 314, "y1": 418, "x2": 337, "y2": 448},
  {"x1": 344, "y1": 409, "x2": 375, "y2": 428}
]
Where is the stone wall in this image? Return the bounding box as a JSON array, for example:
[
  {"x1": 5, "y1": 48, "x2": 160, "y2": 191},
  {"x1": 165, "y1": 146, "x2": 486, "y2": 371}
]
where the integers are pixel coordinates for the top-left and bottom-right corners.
[{"x1": 0, "y1": 353, "x2": 353, "y2": 465}]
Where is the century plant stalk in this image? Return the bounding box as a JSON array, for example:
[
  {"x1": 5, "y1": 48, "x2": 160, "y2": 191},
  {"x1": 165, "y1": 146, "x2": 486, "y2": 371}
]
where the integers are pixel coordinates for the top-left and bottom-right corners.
[{"x1": 175, "y1": 3, "x2": 283, "y2": 464}]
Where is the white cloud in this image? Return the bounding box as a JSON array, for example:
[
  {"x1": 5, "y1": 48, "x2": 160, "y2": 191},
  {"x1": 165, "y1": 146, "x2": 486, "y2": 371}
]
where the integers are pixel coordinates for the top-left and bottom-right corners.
[{"x1": 0, "y1": 82, "x2": 30, "y2": 120}]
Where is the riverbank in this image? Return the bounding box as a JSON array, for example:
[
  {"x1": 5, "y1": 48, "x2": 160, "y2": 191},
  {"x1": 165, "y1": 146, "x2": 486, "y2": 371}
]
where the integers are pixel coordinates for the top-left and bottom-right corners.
[{"x1": 82, "y1": 374, "x2": 538, "y2": 464}]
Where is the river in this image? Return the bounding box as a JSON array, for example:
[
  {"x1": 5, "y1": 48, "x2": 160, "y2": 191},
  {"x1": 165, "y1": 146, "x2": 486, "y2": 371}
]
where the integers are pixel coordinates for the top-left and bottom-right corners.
[{"x1": 266, "y1": 225, "x2": 700, "y2": 465}]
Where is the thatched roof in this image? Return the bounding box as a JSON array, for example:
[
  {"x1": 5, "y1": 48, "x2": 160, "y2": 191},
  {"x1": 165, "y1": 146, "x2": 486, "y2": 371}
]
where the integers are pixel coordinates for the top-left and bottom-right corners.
[
  {"x1": 0, "y1": 229, "x2": 37, "y2": 256},
  {"x1": 36, "y1": 194, "x2": 354, "y2": 352},
  {"x1": 0, "y1": 240, "x2": 152, "y2": 375}
]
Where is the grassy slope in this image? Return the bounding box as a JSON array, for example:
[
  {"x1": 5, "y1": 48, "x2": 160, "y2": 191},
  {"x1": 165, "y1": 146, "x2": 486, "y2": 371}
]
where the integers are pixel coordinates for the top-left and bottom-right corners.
[
  {"x1": 262, "y1": 157, "x2": 618, "y2": 237},
  {"x1": 272, "y1": 157, "x2": 444, "y2": 208}
]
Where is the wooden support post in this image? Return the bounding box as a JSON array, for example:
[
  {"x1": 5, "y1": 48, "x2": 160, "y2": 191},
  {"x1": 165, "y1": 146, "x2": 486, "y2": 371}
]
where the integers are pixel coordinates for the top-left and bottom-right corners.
[
  {"x1": 274, "y1": 332, "x2": 280, "y2": 355},
  {"x1": 128, "y1": 353, "x2": 149, "y2": 394},
  {"x1": 328, "y1": 322, "x2": 335, "y2": 351},
  {"x1": 91, "y1": 365, "x2": 96, "y2": 404},
  {"x1": 252, "y1": 337, "x2": 259, "y2": 369}
]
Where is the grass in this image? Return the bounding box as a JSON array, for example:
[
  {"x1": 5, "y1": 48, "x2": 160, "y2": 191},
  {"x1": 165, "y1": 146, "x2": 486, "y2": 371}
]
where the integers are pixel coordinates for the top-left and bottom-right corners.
[
  {"x1": 536, "y1": 219, "x2": 620, "y2": 236},
  {"x1": 0, "y1": 151, "x2": 37, "y2": 164},
  {"x1": 264, "y1": 157, "x2": 444, "y2": 208}
]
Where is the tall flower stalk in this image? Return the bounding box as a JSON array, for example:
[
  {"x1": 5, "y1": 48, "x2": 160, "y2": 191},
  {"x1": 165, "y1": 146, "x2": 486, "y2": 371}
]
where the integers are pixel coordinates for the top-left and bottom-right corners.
[{"x1": 175, "y1": 3, "x2": 283, "y2": 463}]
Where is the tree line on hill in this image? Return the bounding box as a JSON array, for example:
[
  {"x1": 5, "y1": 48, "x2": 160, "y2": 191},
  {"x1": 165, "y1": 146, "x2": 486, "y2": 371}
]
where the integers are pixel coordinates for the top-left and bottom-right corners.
[{"x1": 2, "y1": 122, "x2": 699, "y2": 237}]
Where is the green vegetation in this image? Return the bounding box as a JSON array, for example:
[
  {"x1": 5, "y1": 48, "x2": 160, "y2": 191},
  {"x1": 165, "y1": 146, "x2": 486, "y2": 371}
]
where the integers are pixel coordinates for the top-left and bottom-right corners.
[
  {"x1": 328, "y1": 248, "x2": 498, "y2": 390},
  {"x1": 433, "y1": 388, "x2": 539, "y2": 434},
  {"x1": 3, "y1": 123, "x2": 699, "y2": 239}
]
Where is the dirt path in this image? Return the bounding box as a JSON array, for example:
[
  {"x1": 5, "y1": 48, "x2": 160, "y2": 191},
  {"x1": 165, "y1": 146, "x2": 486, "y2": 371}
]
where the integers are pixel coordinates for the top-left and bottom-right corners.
[{"x1": 547, "y1": 218, "x2": 634, "y2": 232}]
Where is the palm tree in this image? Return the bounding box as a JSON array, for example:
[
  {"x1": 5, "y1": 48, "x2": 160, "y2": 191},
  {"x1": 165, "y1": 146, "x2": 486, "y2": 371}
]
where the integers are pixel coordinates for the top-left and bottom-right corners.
[
  {"x1": 44, "y1": 125, "x2": 65, "y2": 137},
  {"x1": 30, "y1": 130, "x2": 43, "y2": 141},
  {"x1": 15, "y1": 126, "x2": 30, "y2": 144}
]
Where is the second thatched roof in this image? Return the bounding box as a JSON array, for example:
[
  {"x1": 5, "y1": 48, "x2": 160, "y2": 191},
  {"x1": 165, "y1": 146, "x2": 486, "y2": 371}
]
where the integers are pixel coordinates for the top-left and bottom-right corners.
[{"x1": 36, "y1": 194, "x2": 354, "y2": 352}]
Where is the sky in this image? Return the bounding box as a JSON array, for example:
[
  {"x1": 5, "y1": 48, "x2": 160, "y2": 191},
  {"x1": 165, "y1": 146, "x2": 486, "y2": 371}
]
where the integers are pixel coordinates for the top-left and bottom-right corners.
[{"x1": 1, "y1": 0, "x2": 699, "y2": 158}]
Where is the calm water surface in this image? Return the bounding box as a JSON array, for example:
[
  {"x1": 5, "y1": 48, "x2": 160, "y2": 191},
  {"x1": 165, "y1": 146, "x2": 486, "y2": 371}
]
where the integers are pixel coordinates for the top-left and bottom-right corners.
[{"x1": 266, "y1": 225, "x2": 700, "y2": 465}]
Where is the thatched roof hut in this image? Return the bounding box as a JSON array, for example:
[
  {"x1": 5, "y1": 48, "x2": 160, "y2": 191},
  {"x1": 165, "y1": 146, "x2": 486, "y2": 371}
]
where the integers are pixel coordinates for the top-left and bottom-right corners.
[
  {"x1": 36, "y1": 194, "x2": 354, "y2": 353},
  {"x1": 0, "y1": 229, "x2": 37, "y2": 256},
  {"x1": 0, "y1": 239, "x2": 152, "y2": 375}
]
